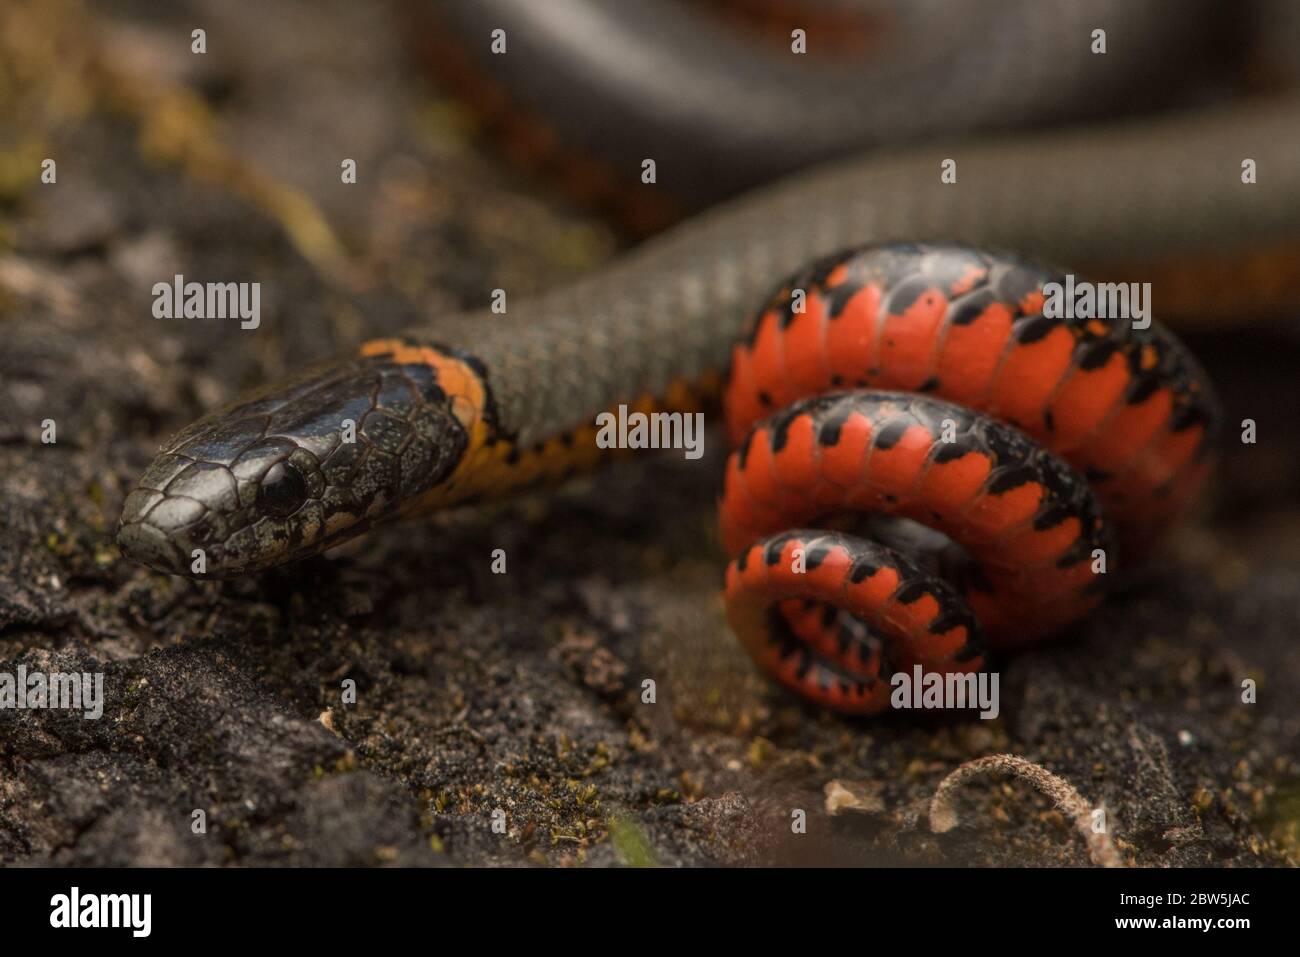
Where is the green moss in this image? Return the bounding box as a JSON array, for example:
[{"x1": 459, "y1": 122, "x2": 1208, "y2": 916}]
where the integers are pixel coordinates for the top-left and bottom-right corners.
[
  {"x1": 1258, "y1": 780, "x2": 1300, "y2": 863},
  {"x1": 608, "y1": 813, "x2": 657, "y2": 868}
]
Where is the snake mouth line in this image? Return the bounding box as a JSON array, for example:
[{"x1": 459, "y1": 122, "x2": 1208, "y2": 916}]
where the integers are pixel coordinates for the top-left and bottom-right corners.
[{"x1": 115, "y1": 510, "x2": 379, "y2": 579}]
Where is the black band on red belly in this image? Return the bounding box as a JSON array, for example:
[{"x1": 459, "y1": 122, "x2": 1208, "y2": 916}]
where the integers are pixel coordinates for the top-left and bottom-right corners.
[
  {"x1": 721, "y1": 390, "x2": 1114, "y2": 714},
  {"x1": 718, "y1": 244, "x2": 1217, "y2": 716}
]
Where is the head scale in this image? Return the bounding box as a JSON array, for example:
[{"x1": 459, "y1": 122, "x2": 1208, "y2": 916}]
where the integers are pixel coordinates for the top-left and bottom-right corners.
[{"x1": 116, "y1": 353, "x2": 468, "y2": 577}]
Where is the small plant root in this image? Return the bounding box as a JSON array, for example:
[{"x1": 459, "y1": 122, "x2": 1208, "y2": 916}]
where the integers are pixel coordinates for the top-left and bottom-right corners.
[{"x1": 928, "y1": 753, "x2": 1124, "y2": 868}]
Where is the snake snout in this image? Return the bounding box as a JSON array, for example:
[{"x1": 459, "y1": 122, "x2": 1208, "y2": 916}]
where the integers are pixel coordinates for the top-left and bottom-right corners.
[
  {"x1": 116, "y1": 509, "x2": 187, "y2": 574},
  {"x1": 117, "y1": 465, "x2": 239, "y2": 576}
]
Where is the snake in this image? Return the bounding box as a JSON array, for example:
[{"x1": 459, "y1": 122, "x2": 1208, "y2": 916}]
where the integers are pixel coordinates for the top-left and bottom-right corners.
[
  {"x1": 117, "y1": 0, "x2": 1300, "y2": 713},
  {"x1": 414, "y1": 0, "x2": 1236, "y2": 229}
]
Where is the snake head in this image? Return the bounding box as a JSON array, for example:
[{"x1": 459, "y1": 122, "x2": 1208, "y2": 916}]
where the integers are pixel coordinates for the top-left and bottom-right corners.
[{"x1": 116, "y1": 351, "x2": 470, "y2": 577}]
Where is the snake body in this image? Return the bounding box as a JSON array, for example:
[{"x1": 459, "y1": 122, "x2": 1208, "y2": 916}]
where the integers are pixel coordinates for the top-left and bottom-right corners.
[
  {"x1": 417, "y1": 0, "x2": 1231, "y2": 226},
  {"x1": 118, "y1": 2, "x2": 1300, "y2": 712}
]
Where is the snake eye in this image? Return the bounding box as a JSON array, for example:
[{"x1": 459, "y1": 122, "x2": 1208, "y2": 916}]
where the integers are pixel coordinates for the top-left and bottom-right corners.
[{"x1": 260, "y1": 461, "x2": 308, "y2": 519}]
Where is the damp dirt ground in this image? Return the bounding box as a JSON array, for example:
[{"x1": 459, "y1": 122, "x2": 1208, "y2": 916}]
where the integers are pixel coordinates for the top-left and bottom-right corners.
[{"x1": 1, "y1": 0, "x2": 1297, "y2": 867}]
